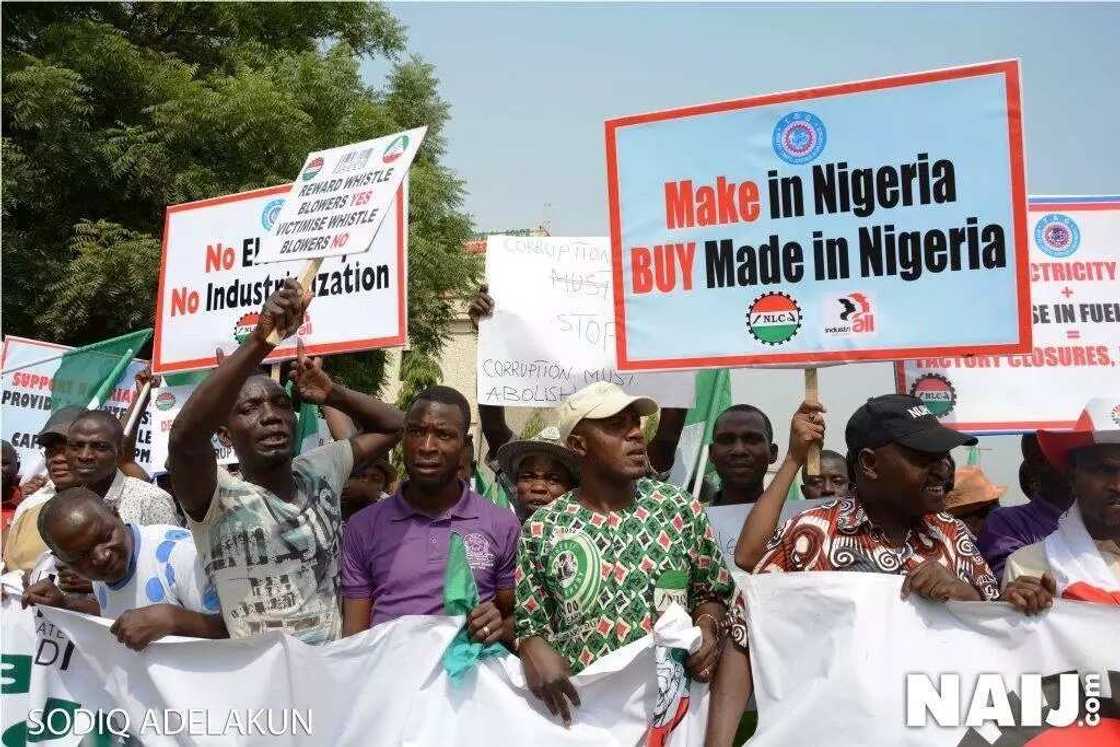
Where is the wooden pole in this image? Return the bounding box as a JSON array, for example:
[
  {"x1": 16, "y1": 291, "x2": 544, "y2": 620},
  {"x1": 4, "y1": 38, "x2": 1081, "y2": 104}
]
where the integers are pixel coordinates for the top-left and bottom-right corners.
[
  {"x1": 804, "y1": 368, "x2": 821, "y2": 476},
  {"x1": 270, "y1": 364, "x2": 281, "y2": 383},
  {"x1": 265, "y1": 258, "x2": 323, "y2": 346}
]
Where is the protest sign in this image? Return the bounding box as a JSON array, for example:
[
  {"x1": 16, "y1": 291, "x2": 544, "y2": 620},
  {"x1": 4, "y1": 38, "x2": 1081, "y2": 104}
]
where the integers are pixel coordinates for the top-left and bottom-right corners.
[
  {"x1": 152, "y1": 183, "x2": 407, "y2": 374},
  {"x1": 254, "y1": 127, "x2": 426, "y2": 264},
  {"x1": 743, "y1": 572, "x2": 1120, "y2": 745},
  {"x1": 477, "y1": 235, "x2": 695, "y2": 407},
  {"x1": 898, "y1": 196, "x2": 1120, "y2": 433},
  {"x1": 1, "y1": 336, "x2": 156, "y2": 475},
  {"x1": 605, "y1": 60, "x2": 1029, "y2": 371},
  {"x1": 41, "y1": 605, "x2": 710, "y2": 747}
]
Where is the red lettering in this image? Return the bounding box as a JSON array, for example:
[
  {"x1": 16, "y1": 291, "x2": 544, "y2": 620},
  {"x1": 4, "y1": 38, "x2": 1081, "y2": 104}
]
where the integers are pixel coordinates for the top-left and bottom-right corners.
[
  {"x1": 738, "y1": 181, "x2": 760, "y2": 222},
  {"x1": 676, "y1": 242, "x2": 696, "y2": 290},
  {"x1": 664, "y1": 181, "x2": 694, "y2": 230},
  {"x1": 205, "y1": 243, "x2": 234, "y2": 272},
  {"x1": 631, "y1": 247, "x2": 653, "y2": 294},
  {"x1": 653, "y1": 245, "x2": 676, "y2": 292},
  {"x1": 170, "y1": 287, "x2": 200, "y2": 317}
]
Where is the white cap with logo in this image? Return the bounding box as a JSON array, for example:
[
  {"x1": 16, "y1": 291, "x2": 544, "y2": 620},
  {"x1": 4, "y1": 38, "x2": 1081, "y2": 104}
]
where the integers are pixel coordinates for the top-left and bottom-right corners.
[{"x1": 556, "y1": 381, "x2": 659, "y2": 443}]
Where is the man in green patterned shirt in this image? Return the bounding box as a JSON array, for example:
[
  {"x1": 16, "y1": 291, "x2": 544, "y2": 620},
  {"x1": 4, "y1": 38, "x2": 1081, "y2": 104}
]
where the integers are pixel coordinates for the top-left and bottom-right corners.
[{"x1": 515, "y1": 382, "x2": 735, "y2": 725}]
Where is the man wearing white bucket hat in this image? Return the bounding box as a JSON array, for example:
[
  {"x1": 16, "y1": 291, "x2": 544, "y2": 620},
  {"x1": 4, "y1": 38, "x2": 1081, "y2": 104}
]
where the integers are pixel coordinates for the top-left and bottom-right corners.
[{"x1": 1003, "y1": 398, "x2": 1120, "y2": 607}]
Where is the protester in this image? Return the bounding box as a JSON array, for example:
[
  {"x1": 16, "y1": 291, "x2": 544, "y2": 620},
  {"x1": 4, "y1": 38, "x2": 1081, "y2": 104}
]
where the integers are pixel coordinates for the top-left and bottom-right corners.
[
  {"x1": 21, "y1": 487, "x2": 226, "y2": 650},
  {"x1": 2, "y1": 440, "x2": 21, "y2": 538},
  {"x1": 168, "y1": 279, "x2": 404, "y2": 645},
  {"x1": 340, "y1": 458, "x2": 394, "y2": 522},
  {"x1": 706, "y1": 401, "x2": 825, "y2": 747},
  {"x1": 978, "y1": 434, "x2": 1074, "y2": 579},
  {"x1": 799, "y1": 448, "x2": 850, "y2": 500},
  {"x1": 515, "y1": 382, "x2": 734, "y2": 725},
  {"x1": 1, "y1": 408, "x2": 83, "y2": 573},
  {"x1": 944, "y1": 465, "x2": 1005, "y2": 539},
  {"x1": 67, "y1": 410, "x2": 177, "y2": 526},
  {"x1": 495, "y1": 426, "x2": 579, "y2": 522},
  {"x1": 341, "y1": 385, "x2": 519, "y2": 645},
  {"x1": 751, "y1": 395, "x2": 999, "y2": 599},
  {"x1": 707, "y1": 404, "x2": 778, "y2": 506},
  {"x1": 1003, "y1": 399, "x2": 1120, "y2": 606},
  {"x1": 458, "y1": 432, "x2": 477, "y2": 483}
]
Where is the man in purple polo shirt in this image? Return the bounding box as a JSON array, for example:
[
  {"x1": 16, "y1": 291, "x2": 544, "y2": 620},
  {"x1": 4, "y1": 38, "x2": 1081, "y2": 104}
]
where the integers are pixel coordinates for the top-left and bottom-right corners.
[
  {"x1": 341, "y1": 386, "x2": 520, "y2": 645},
  {"x1": 978, "y1": 434, "x2": 1073, "y2": 579}
]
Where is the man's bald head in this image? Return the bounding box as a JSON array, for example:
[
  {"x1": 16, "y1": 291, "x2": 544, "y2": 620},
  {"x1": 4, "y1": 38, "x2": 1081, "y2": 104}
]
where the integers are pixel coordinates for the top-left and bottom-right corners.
[{"x1": 38, "y1": 487, "x2": 130, "y2": 583}]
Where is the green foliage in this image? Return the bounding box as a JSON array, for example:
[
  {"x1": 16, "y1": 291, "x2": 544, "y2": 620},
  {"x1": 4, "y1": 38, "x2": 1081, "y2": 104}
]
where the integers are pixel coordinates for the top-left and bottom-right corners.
[{"x1": 2, "y1": 2, "x2": 477, "y2": 395}]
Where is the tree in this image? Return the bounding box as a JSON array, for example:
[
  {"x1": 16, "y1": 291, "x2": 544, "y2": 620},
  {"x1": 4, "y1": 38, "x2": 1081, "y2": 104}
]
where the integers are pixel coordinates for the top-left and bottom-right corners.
[{"x1": 2, "y1": 3, "x2": 478, "y2": 393}]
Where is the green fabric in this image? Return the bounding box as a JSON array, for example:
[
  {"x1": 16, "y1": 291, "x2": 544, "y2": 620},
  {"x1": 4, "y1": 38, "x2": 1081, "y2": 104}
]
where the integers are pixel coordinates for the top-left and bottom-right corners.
[
  {"x1": 685, "y1": 368, "x2": 733, "y2": 486},
  {"x1": 966, "y1": 445, "x2": 981, "y2": 466},
  {"x1": 474, "y1": 465, "x2": 511, "y2": 509},
  {"x1": 283, "y1": 381, "x2": 321, "y2": 457},
  {"x1": 163, "y1": 371, "x2": 208, "y2": 387},
  {"x1": 50, "y1": 329, "x2": 151, "y2": 411},
  {"x1": 687, "y1": 369, "x2": 733, "y2": 445},
  {"x1": 441, "y1": 532, "x2": 507, "y2": 682}
]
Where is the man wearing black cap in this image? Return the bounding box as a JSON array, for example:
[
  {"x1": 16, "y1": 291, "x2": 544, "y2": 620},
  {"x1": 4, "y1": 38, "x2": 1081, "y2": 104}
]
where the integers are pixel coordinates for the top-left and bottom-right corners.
[
  {"x1": 1, "y1": 407, "x2": 83, "y2": 572},
  {"x1": 754, "y1": 394, "x2": 999, "y2": 602}
]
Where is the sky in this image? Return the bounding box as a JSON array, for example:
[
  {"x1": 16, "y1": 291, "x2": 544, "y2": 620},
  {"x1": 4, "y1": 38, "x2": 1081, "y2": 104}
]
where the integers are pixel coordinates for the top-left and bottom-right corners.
[{"x1": 362, "y1": 2, "x2": 1120, "y2": 500}]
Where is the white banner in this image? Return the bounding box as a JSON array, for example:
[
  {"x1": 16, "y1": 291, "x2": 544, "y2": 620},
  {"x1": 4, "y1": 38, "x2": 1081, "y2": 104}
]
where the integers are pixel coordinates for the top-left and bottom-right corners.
[
  {"x1": 256, "y1": 127, "x2": 426, "y2": 264},
  {"x1": 1, "y1": 575, "x2": 116, "y2": 747},
  {"x1": 152, "y1": 183, "x2": 408, "y2": 375},
  {"x1": 744, "y1": 572, "x2": 1120, "y2": 745},
  {"x1": 1, "y1": 336, "x2": 156, "y2": 477},
  {"x1": 36, "y1": 605, "x2": 710, "y2": 747},
  {"x1": 478, "y1": 236, "x2": 695, "y2": 408},
  {"x1": 898, "y1": 197, "x2": 1120, "y2": 433}
]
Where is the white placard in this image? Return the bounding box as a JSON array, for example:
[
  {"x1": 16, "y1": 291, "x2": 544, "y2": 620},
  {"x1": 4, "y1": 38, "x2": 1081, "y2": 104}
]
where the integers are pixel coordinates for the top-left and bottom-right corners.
[
  {"x1": 477, "y1": 236, "x2": 695, "y2": 407},
  {"x1": 152, "y1": 183, "x2": 407, "y2": 374},
  {"x1": 898, "y1": 197, "x2": 1120, "y2": 433},
  {"x1": 1, "y1": 336, "x2": 156, "y2": 476},
  {"x1": 255, "y1": 127, "x2": 426, "y2": 264}
]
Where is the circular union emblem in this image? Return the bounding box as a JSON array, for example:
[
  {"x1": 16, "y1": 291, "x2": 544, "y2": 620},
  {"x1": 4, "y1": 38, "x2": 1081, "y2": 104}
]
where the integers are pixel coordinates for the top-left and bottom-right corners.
[
  {"x1": 233, "y1": 312, "x2": 260, "y2": 345},
  {"x1": 746, "y1": 292, "x2": 802, "y2": 345},
  {"x1": 910, "y1": 373, "x2": 957, "y2": 418},
  {"x1": 1034, "y1": 213, "x2": 1080, "y2": 258},
  {"x1": 261, "y1": 198, "x2": 285, "y2": 231},
  {"x1": 154, "y1": 391, "x2": 177, "y2": 411},
  {"x1": 301, "y1": 156, "x2": 325, "y2": 181},
  {"x1": 382, "y1": 135, "x2": 409, "y2": 164},
  {"x1": 772, "y1": 111, "x2": 827, "y2": 165},
  {"x1": 1111, "y1": 404, "x2": 1120, "y2": 427},
  {"x1": 550, "y1": 533, "x2": 602, "y2": 610}
]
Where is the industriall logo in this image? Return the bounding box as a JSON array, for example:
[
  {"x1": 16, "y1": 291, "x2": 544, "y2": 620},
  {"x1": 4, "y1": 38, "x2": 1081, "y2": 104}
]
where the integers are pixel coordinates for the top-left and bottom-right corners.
[
  {"x1": 1111, "y1": 404, "x2": 1120, "y2": 427},
  {"x1": 746, "y1": 292, "x2": 802, "y2": 345},
  {"x1": 825, "y1": 292, "x2": 876, "y2": 336},
  {"x1": 261, "y1": 198, "x2": 285, "y2": 231},
  {"x1": 233, "y1": 313, "x2": 259, "y2": 345},
  {"x1": 1034, "y1": 213, "x2": 1081, "y2": 258},
  {"x1": 153, "y1": 391, "x2": 176, "y2": 412},
  {"x1": 382, "y1": 134, "x2": 409, "y2": 164},
  {"x1": 301, "y1": 156, "x2": 324, "y2": 181},
  {"x1": 910, "y1": 373, "x2": 957, "y2": 417},
  {"x1": 772, "y1": 111, "x2": 827, "y2": 165}
]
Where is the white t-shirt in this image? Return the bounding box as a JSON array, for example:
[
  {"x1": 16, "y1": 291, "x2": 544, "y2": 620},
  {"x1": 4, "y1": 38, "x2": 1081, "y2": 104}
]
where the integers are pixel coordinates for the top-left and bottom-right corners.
[
  {"x1": 92, "y1": 523, "x2": 220, "y2": 619},
  {"x1": 188, "y1": 440, "x2": 353, "y2": 645}
]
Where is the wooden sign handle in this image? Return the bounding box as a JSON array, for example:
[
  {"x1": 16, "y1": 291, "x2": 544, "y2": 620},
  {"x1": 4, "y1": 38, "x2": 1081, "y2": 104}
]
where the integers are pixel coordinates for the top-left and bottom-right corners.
[
  {"x1": 804, "y1": 368, "x2": 821, "y2": 476},
  {"x1": 266, "y1": 258, "x2": 323, "y2": 346}
]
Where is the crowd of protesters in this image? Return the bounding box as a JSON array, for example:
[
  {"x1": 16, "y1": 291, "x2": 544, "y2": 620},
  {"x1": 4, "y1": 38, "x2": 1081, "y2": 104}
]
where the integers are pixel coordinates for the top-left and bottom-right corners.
[{"x1": 2, "y1": 278, "x2": 1117, "y2": 745}]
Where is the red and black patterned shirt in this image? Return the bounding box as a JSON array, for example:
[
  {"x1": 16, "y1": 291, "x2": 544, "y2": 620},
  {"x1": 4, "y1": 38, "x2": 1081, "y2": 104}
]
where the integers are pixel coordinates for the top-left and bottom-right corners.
[{"x1": 755, "y1": 496, "x2": 1000, "y2": 600}]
